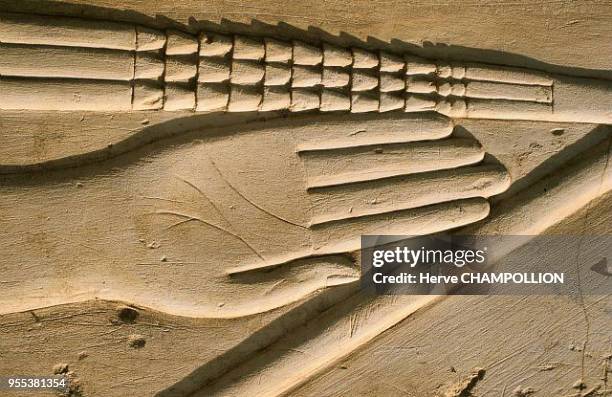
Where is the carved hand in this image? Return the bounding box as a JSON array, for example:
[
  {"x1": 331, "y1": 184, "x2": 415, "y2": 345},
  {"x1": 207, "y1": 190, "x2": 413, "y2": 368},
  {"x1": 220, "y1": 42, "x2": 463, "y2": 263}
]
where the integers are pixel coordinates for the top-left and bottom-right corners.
[{"x1": 0, "y1": 112, "x2": 510, "y2": 317}]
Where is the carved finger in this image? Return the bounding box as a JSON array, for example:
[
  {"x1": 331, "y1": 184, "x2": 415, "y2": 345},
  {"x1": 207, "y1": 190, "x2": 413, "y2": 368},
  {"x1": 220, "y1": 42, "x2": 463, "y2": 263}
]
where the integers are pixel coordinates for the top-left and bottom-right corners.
[
  {"x1": 309, "y1": 164, "x2": 510, "y2": 225},
  {"x1": 295, "y1": 112, "x2": 453, "y2": 151},
  {"x1": 301, "y1": 138, "x2": 484, "y2": 188},
  {"x1": 228, "y1": 254, "x2": 358, "y2": 285},
  {"x1": 227, "y1": 198, "x2": 490, "y2": 276},
  {"x1": 311, "y1": 197, "x2": 490, "y2": 254},
  {"x1": 218, "y1": 254, "x2": 359, "y2": 316}
]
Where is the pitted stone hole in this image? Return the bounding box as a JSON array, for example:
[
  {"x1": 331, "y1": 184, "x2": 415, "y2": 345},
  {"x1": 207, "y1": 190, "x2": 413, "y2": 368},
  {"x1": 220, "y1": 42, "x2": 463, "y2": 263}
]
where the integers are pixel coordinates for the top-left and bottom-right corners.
[
  {"x1": 117, "y1": 306, "x2": 139, "y2": 324},
  {"x1": 551, "y1": 128, "x2": 565, "y2": 136}
]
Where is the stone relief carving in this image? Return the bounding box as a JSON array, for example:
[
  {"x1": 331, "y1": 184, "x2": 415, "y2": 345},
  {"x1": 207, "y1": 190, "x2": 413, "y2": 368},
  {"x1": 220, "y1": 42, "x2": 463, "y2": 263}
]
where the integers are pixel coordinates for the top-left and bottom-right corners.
[
  {"x1": 0, "y1": 12, "x2": 610, "y2": 123},
  {"x1": 0, "y1": 10, "x2": 610, "y2": 397}
]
